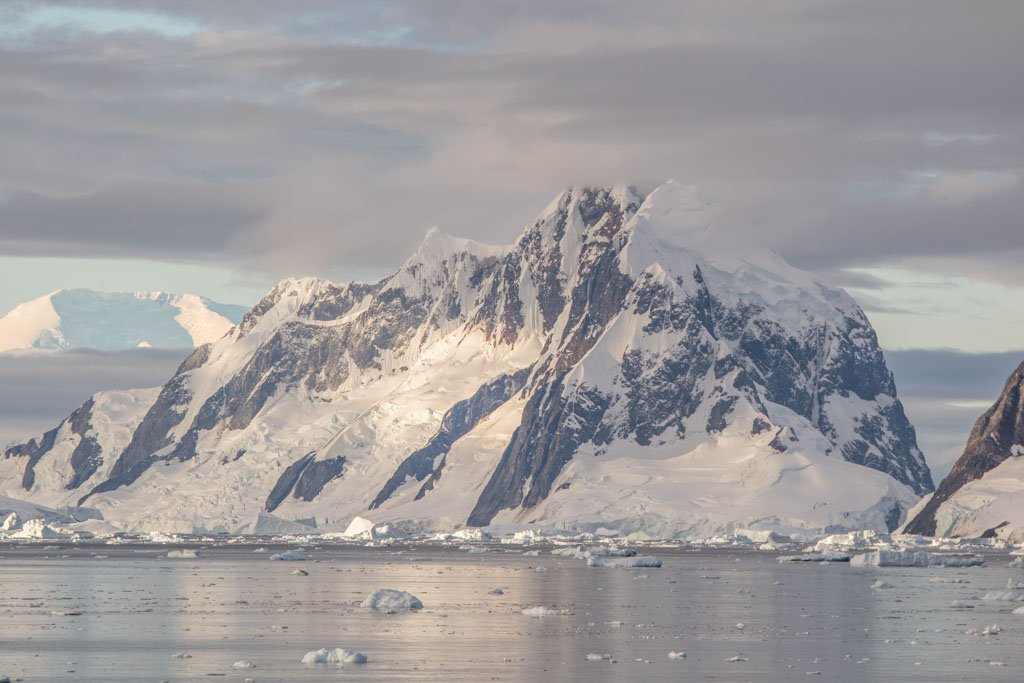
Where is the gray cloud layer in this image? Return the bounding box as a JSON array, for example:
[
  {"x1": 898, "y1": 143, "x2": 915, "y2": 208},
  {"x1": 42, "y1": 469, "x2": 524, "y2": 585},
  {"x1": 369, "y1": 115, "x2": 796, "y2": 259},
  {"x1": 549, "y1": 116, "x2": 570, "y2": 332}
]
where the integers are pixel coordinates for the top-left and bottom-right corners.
[
  {"x1": 0, "y1": 348, "x2": 186, "y2": 449},
  {"x1": 0, "y1": 1, "x2": 1021, "y2": 281}
]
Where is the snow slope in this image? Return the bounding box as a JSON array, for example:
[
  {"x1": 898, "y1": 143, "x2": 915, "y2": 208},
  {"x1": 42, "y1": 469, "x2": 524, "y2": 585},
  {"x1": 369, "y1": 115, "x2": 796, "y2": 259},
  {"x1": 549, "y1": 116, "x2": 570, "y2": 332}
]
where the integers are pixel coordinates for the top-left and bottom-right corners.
[
  {"x1": 0, "y1": 289, "x2": 247, "y2": 351},
  {"x1": 1, "y1": 182, "x2": 931, "y2": 536}
]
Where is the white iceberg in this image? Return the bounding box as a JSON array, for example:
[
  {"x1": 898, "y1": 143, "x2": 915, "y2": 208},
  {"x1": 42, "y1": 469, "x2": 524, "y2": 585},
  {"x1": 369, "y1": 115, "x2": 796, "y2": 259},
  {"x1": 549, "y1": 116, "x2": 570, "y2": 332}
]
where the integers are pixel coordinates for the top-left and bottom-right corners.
[
  {"x1": 301, "y1": 648, "x2": 368, "y2": 665},
  {"x1": 270, "y1": 550, "x2": 309, "y2": 561},
  {"x1": 850, "y1": 550, "x2": 984, "y2": 567},
  {"x1": 361, "y1": 588, "x2": 423, "y2": 613}
]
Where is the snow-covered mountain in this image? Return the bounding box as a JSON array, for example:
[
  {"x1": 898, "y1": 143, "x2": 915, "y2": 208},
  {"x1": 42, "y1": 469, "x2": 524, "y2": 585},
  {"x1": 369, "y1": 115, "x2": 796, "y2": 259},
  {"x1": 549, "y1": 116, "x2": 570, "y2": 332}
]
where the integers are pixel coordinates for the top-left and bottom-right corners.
[
  {"x1": 904, "y1": 360, "x2": 1024, "y2": 542},
  {"x1": 0, "y1": 182, "x2": 933, "y2": 536},
  {"x1": 0, "y1": 289, "x2": 247, "y2": 351}
]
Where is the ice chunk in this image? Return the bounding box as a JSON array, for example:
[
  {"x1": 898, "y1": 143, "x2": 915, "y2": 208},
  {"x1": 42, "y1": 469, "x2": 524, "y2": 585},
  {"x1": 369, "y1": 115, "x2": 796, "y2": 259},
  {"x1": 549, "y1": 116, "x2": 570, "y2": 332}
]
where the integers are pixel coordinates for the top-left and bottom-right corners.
[
  {"x1": 301, "y1": 648, "x2": 368, "y2": 665},
  {"x1": 9, "y1": 519, "x2": 69, "y2": 539},
  {"x1": 777, "y1": 553, "x2": 850, "y2": 563},
  {"x1": 361, "y1": 588, "x2": 423, "y2": 613},
  {"x1": 269, "y1": 550, "x2": 309, "y2": 561},
  {"x1": 668, "y1": 651, "x2": 687, "y2": 659},
  {"x1": 521, "y1": 606, "x2": 565, "y2": 617},
  {"x1": 586, "y1": 653, "x2": 612, "y2": 661},
  {"x1": 488, "y1": 587, "x2": 504, "y2": 595},
  {"x1": 232, "y1": 661, "x2": 254, "y2": 669},
  {"x1": 167, "y1": 549, "x2": 199, "y2": 559},
  {"x1": 850, "y1": 550, "x2": 984, "y2": 567},
  {"x1": 982, "y1": 589, "x2": 1024, "y2": 602},
  {"x1": 871, "y1": 580, "x2": 894, "y2": 590},
  {"x1": 2, "y1": 512, "x2": 19, "y2": 531},
  {"x1": 587, "y1": 555, "x2": 662, "y2": 568}
]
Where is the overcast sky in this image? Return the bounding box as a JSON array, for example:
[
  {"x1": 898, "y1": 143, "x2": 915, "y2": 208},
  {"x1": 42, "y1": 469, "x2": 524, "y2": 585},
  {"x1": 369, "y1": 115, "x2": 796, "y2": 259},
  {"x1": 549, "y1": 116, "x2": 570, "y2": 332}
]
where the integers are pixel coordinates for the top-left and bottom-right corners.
[{"x1": 1, "y1": 1, "x2": 1022, "y2": 475}]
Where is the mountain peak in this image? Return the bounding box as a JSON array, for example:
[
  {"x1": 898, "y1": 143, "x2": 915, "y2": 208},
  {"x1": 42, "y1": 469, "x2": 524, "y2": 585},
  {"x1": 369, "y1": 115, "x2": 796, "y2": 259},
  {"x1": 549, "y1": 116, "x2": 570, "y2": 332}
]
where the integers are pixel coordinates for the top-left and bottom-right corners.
[{"x1": 0, "y1": 288, "x2": 247, "y2": 352}]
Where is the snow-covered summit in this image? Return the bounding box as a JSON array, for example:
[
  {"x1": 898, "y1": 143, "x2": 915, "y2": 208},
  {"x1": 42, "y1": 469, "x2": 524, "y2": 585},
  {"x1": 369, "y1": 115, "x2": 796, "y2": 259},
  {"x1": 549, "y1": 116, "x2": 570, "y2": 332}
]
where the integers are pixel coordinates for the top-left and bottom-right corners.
[
  {"x1": 1, "y1": 182, "x2": 931, "y2": 536},
  {"x1": 0, "y1": 289, "x2": 247, "y2": 352}
]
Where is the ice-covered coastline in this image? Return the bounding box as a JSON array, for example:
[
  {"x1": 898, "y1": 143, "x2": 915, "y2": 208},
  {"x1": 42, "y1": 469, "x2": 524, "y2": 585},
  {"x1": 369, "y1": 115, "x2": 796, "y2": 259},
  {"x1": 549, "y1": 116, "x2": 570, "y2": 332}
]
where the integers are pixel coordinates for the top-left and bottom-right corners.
[{"x1": 2, "y1": 506, "x2": 1020, "y2": 570}]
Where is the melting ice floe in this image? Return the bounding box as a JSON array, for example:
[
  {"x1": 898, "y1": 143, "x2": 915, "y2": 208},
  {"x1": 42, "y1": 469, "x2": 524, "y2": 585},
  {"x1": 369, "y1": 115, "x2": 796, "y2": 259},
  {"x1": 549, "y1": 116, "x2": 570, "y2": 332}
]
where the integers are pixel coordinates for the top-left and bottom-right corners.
[
  {"x1": 301, "y1": 648, "x2": 367, "y2": 664},
  {"x1": 361, "y1": 588, "x2": 423, "y2": 613}
]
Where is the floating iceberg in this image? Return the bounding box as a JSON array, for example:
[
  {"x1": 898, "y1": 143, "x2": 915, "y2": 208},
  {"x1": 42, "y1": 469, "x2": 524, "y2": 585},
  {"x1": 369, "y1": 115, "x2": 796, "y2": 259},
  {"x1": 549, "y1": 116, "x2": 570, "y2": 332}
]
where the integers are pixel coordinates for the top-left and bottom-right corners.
[
  {"x1": 777, "y1": 553, "x2": 850, "y2": 563},
  {"x1": 850, "y1": 550, "x2": 984, "y2": 568},
  {"x1": 587, "y1": 555, "x2": 662, "y2": 568},
  {"x1": 269, "y1": 550, "x2": 309, "y2": 561},
  {"x1": 301, "y1": 648, "x2": 367, "y2": 665},
  {"x1": 361, "y1": 588, "x2": 423, "y2": 613}
]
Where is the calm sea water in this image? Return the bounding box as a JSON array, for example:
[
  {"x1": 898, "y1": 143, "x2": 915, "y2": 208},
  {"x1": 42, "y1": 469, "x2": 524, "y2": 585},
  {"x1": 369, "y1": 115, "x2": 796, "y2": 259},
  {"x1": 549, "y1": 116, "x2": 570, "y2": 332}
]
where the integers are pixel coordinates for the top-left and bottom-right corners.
[{"x1": 0, "y1": 543, "x2": 1020, "y2": 681}]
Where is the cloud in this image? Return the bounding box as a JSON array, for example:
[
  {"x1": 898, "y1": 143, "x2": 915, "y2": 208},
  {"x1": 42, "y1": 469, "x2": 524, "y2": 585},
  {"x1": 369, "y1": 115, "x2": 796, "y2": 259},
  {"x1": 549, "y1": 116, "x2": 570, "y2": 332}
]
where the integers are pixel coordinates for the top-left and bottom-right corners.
[
  {"x1": 0, "y1": 348, "x2": 185, "y2": 449},
  {"x1": 0, "y1": 0, "x2": 1020, "y2": 282}
]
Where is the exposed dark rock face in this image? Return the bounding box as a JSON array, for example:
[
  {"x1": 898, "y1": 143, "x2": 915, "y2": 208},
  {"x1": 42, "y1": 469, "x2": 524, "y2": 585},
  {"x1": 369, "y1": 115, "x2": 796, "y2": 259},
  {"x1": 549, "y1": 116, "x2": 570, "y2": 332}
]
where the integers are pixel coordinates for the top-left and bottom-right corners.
[
  {"x1": 65, "y1": 398, "x2": 102, "y2": 490},
  {"x1": 468, "y1": 377, "x2": 611, "y2": 526},
  {"x1": 905, "y1": 360, "x2": 1024, "y2": 535},
  {"x1": 370, "y1": 369, "x2": 530, "y2": 510},
  {"x1": 265, "y1": 453, "x2": 348, "y2": 511},
  {"x1": 6, "y1": 425, "x2": 59, "y2": 490},
  {"x1": 265, "y1": 453, "x2": 315, "y2": 512}
]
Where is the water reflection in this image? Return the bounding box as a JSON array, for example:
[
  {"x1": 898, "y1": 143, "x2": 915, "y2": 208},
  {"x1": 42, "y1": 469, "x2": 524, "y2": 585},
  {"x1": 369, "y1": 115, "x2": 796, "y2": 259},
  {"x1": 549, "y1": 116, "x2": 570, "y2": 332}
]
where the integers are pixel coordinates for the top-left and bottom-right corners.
[{"x1": 0, "y1": 544, "x2": 1019, "y2": 681}]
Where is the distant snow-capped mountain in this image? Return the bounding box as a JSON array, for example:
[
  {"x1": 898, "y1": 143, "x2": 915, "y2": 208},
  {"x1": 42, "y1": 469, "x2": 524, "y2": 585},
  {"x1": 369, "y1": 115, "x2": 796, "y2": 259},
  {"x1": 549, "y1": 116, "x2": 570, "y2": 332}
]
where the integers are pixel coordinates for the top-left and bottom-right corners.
[
  {"x1": 0, "y1": 289, "x2": 247, "y2": 351},
  {"x1": 904, "y1": 360, "x2": 1024, "y2": 542},
  {"x1": 0, "y1": 182, "x2": 932, "y2": 536}
]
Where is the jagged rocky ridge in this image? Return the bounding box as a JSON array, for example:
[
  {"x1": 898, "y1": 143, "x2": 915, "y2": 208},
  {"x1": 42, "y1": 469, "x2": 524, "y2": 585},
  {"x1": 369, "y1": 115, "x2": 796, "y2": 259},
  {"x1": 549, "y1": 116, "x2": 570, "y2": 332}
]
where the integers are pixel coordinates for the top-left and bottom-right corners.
[
  {"x1": 904, "y1": 360, "x2": 1024, "y2": 541},
  {"x1": 1, "y1": 181, "x2": 932, "y2": 535}
]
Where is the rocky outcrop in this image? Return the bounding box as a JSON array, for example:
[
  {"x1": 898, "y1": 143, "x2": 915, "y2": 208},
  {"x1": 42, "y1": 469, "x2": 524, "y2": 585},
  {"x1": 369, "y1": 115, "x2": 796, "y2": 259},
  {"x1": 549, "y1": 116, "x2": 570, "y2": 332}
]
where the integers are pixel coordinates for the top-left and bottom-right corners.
[{"x1": 904, "y1": 360, "x2": 1024, "y2": 536}]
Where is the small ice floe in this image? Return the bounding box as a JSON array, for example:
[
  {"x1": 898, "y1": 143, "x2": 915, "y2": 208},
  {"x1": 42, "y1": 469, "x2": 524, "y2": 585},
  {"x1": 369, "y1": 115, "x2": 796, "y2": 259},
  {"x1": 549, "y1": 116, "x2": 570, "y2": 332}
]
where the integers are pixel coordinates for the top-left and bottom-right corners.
[
  {"x1": 725, "y1": 655, "x2": 749, "y2": 662},
  {"x1": 232, "y1": 661, "x2": 255, "y2": 669},
  {"x1": 523, "y1": 549, "x2": 541, "y2": 556},
  {"x1": 521, "y1": 606, "x2": 565, "y2": 617},
  {"x1": 587, "y1": 555, "x2": 661, "y2": 568},
  {"x1": 361, "y1": 588, "x2": 423, "y2": 613},
  {"x1": 981, "y1": 590, "x2": 1024, "y2": 602},
  {"x1": 850, "y1": 550, "x2": 984, "y2": 568},
  {"x1": 488, "y1": 588, "x2": 504, "y2": 595},
  {"x1": 735, "y1": 622, "x2": 747, "y2": 630},
  {"x1": 667, "y1": 651, "x2": 687, "y2": 659},
  {"x1": 585, "y1": 653, "x2": 612, "y2": 661},
  {"x1": 871, "y1": 580, "x2": 894, "y2": 590},
  {"x1": 269, "y1": 550, "x2": 309, "y2": 561},
  {"x1": 460, "y1": 545, "x2": 489, "y2": 554},
  {"x1": 534, "y1": 566, "x2": 547, "y2": 573},
  {"x1": 49, "y1": 610, "x2": 83, "y2": 616},
  {"x1": 301, "y1": 648, "x2": 367, "y2": 665},
  {"x1": 166, "y1": 549, "x2": 199, "y2": 559},
  {"x1": 929, "y1": 577, "x2": 967, "y2": 583},
  {"x1": 949, "y1": 600, "x2": 974, "y2": 609},
  {"x1": 1012, "y1": 605, "x2": 1024, "y2": 615},
  {"x1": 291, "y1": 569, "x2": 309, "y2": 576},
  {"x1": 171, "y1": 652, "x2": 192, "y2": 659},
  {"x1": 777, "y1": 554, "x2": 850, "y2": 563},
  {"x1": 981, "y1": 624, "x2": 1002, "y2": 636}
]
